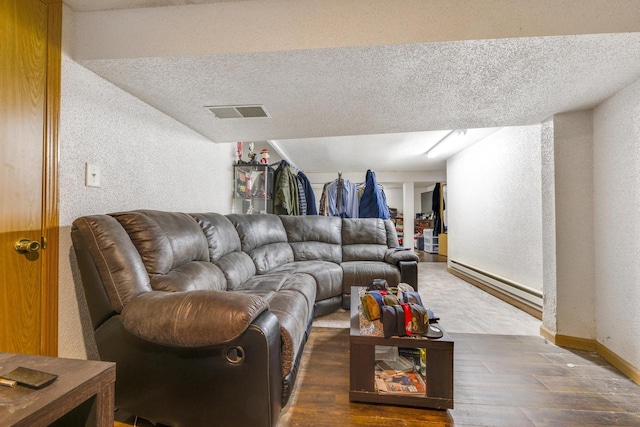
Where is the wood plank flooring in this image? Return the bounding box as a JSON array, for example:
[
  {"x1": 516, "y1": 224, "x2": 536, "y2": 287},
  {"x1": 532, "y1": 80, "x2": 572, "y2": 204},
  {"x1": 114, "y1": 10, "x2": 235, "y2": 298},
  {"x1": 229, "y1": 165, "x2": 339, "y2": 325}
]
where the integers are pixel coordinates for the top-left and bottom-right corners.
[
  {"x1": 278, "y1": 328, "x2": 640, "y2": 427},
  {"x1": 114, "y1": 261, "x2": 640, "y2": 426}
]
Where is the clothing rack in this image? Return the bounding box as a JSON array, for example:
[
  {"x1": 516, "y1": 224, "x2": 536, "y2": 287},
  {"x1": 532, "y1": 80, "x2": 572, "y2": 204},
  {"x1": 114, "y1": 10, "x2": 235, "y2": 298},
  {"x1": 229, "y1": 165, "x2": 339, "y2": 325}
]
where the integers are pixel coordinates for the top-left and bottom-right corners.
[
  {"x1": 337, "y1": 172, "x2": 342, "y2": 211},
  {"x1": 269, "y1": 159, "x2": 301, "y2": 173}
]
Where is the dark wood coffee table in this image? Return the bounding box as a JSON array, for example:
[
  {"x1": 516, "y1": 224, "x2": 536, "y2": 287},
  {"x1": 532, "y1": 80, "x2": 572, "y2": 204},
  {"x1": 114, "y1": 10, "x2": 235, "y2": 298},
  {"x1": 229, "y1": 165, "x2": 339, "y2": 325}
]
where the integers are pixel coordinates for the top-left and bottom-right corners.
[
  {"x1": 349, "y1": 287, "x2": 454, "y2": 409},
  {"x1": 0, "y1": 352, "x2": 115, "y2": 426}
]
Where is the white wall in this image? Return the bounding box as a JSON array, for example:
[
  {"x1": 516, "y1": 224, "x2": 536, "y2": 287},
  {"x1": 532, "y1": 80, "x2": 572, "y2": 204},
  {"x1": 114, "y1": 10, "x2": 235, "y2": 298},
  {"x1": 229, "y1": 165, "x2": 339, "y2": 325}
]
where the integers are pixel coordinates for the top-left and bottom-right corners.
[
  {"x1": 540, "y1": 118, "x2": 558, "y2": 332},
  {"x1": 593, "y1": 78, "x2": 640, "y2": 370},
  {"x1": 59, "y1": 55, "x2": 234, "y2": 225},
  {"x1": 384, "y1": 186, "x2": 403, "y2": 214},
  {"x1": 447, "y1": 125, "x2": 543, "y2": 292},
  {"x1": 543, "y1": 111, "x2": 595, "y2": 339},
  {"x1": 415, "y1": 185, "x2": 430, "y2": 215},
  {"x1": 377, "y1": 185, "x2": 429, "y2": 217},
  {"x1": 58, "y1": 8, "x2": 234, "y2": 358}
]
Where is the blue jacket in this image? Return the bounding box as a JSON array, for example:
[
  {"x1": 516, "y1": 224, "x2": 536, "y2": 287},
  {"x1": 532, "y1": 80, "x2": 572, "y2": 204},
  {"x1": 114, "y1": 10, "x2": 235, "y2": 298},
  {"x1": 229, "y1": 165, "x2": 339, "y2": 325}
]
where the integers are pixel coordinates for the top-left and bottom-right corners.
[
  {"x1": 359, "y1": 170, "x2": 389, "y2": 219},
  {"x1": 297, "y1": 171, "x2": 317, "y2": 215}
]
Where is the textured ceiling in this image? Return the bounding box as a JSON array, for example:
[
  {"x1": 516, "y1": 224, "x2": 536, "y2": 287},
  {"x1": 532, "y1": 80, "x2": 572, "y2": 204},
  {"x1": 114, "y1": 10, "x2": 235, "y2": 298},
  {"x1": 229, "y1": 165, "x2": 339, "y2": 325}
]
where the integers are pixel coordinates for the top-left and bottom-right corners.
[
  {"x1": 79, "y1": 32, "x2": 640, "y2": 173},
  {"x1": 64, "y1": 0, "x2": 249, "y2": 12},
  {"x1": 66, "y1": 1, "x2": 640, "y2": 176}
]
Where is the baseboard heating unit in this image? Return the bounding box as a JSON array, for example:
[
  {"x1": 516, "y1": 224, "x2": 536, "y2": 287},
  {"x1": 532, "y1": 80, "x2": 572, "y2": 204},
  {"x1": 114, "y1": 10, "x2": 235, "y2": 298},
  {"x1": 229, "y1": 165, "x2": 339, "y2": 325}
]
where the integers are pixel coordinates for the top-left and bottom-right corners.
[{"x1": 449, "y1": 259, "x2": 543, "y2": 313}]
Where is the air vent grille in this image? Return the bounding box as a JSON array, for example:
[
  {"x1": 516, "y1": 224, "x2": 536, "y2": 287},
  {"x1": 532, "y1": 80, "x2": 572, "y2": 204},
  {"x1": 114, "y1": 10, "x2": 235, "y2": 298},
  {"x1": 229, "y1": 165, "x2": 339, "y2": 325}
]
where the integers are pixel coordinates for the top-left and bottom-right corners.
[{"x1": 206, "y1": 105, "x2": 269, "y2": 119}]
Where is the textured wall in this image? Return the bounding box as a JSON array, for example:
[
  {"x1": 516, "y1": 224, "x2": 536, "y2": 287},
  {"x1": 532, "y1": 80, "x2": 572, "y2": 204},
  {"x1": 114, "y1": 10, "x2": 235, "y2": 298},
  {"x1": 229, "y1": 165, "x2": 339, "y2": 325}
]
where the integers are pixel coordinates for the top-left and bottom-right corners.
[
  {"x1": 551, "y1": 111, "x2": 596, "y2": 339},
  {"x1": 593, "y1": 78, "x2": 640, "y2": 369},
  {"x1": 447, "y1": 125, "x2": 543, "y2": 291},
  {"x1": 540, "y1": 118, "x2": 558, "y2": 333},
  {"x1": 58, "y1": 50, "x2": 234, "y2": 358}
]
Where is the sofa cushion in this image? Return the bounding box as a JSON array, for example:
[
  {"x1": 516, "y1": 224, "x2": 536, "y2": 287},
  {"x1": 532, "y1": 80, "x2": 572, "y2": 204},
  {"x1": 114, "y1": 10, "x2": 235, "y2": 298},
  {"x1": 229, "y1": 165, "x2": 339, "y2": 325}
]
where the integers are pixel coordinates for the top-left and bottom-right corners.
[
  {"x1": 270, "y1": 261, "x2": 343, "y2": 302},
  {"x1": 112, "y1": 210, "x2": 210, "y2": 275},
  {"x1": 111, "y1": 210, "x2": 229, "y2": 293},
  {"x1": 342, "y1": 218, "x2": 388, "y2": 261},
  {"x1": 214, "y1": 252, "x2": 256, "y2": 290},
  {"x1": 384, "y1": 219, "x2": 401, "y2": 247},
  {"x1": 191, "y1": 212, "x2": 256, "y2": 289},
  {"x1": 340, "y1": 261, "x2": 402, "y2": 293},
  {"x1": 150, "y1": 261, "x2": 227, "y2": 292},
  {"x1": 279, "y1": 216, "x2": 342, "y2": 263},
  {"x1": 235, "y1": 273, "x2": 316, "y2": 378},
  {"x1": 235, "y1": 272, "x2": 316, "y2": 314},
  {"x1": 227, "y1": 214, "x2": 294, "y2": 273},
  {"x1": 234, "y1": 272, "x2": 290, "y2": 293},
  {"x1": 71, "y1": 215, "x2": 152, "y2": 312},
  {"x1": 191, "y1": 213, "x2": 242, "y2": 261}
]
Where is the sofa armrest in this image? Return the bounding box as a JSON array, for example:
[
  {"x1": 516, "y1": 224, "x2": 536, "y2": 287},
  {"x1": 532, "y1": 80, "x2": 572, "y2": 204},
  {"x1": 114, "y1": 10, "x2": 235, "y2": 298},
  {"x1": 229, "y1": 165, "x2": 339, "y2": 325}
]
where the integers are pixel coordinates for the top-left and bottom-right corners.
[
  {"x1": 398, "y1": 260, "x2": 418, "y2": 290},
  {"x1": 384, "y1": 249, "x2": 419, "y2": 290},
  {"x1": 384, "y1": 248, "x2": 419, "y2": 265},
  {"x1": 120, "y1": 290, "x2": 269, "y2": 347}
]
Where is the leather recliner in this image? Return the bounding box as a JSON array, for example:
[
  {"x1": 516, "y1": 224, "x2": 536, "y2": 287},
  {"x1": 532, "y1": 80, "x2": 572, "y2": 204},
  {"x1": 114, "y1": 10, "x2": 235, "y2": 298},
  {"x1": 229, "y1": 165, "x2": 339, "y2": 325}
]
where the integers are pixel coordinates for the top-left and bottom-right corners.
[{"x1": 71, "y1": 210, "x2": 418, "y2": 427}]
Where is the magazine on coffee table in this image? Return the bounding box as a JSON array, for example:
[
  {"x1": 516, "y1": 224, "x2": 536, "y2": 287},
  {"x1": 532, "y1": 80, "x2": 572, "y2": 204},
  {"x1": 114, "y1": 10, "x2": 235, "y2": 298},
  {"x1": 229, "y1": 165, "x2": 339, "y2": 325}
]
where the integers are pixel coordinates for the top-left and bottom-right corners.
[
  {"x1": 374, "y1": 359, "x2": 426, "y2": 395},
  {"x1": 375, "y1": 370, "x2": 426, "y2": 395}
]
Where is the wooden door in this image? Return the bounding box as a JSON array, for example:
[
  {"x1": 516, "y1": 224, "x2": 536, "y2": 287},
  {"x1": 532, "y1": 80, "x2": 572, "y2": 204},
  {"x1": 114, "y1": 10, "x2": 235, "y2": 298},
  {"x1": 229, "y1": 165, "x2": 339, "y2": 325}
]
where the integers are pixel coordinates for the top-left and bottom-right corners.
[{"x1": 0, "y1": 0, "x2": 61, "y2": 356}]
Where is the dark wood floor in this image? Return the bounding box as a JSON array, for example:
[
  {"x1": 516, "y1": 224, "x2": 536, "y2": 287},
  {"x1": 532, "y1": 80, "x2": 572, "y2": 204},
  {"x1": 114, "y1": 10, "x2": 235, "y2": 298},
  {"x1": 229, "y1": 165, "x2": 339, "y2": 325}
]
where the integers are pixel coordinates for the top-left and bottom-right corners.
[
  {"x1": 417, "y1": 251, "x2": 448, "y2": 263},
  {"x1": 279, "y1": 328, "x2": 640, "y2": 427},
  {"x1": 115, "y1": 257, "x2": 640, "y2": 426},
  {"x1": 117, "y1": 326, "x2": 640, "y2": 426}
]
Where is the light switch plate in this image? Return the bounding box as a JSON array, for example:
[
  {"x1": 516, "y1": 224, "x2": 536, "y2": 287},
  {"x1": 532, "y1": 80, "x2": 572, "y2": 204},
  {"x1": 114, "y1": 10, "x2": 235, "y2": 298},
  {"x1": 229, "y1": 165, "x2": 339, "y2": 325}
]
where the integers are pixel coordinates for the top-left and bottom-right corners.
[{"x1": 85, "y1": 163, "x2": 101, "y2": 187}]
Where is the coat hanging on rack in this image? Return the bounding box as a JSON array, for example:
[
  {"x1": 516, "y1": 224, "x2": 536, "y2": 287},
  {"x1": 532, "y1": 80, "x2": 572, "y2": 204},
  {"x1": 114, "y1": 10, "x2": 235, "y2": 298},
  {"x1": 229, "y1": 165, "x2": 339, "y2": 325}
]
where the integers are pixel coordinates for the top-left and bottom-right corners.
[
  {"x1": 273, "y1": 161, "x2": 299, "y2": 215},
  {"x1": 321, "y1": 172, "x2": 359, "y2": 218},
  {"x1": 298, "y1": 171, "x2": 317, "y2": 215},
  {"x1": 432, "y1": 183, "x2": 441, "y2": 236},
  {"x1": 336, "y1": 172, "x2": 342, "y2": 211},
  {"x1": 359, "y1": 170, "x2": 390, "y2": 219}
]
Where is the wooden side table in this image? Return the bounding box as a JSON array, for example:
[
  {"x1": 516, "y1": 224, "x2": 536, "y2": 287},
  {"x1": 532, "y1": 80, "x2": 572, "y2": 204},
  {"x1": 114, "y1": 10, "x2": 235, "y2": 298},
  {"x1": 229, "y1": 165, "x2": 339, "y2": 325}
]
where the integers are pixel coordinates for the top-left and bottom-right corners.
[
  {"x1": 349, "y1": 287, "x2": 454, "y2": 409},
  {"x1": 0, "y1": 352, "x2": 115, "y2": 427}
]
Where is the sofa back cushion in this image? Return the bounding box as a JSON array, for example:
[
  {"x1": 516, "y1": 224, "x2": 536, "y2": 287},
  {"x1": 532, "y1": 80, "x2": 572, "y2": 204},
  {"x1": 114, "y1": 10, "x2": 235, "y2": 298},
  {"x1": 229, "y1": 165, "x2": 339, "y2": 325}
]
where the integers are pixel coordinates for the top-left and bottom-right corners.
[
  {"x1": 227, "y1": 214, "x2": 294, "y2": 274},
  {"x1": 279, "y1": 215, "x2": 342, "y2": 263},
  {"x1": 112, "y1": 210, "x2": 227, "y2": 292},
  {"x1": 192, "y1": 213, "x2": 256, "y2": 289},
  {"x1": 384, "y1": 219, "x2": 401, "y2": 247},
  {"x1": 71, "y1": 214, "x2": 152, "y2": 314},
  {"x1": 342, "y1": 218, "x2": 389, "y2": 261},
  {"x1": 191, "y1": 213, "x2": 242, "y2": 260}
]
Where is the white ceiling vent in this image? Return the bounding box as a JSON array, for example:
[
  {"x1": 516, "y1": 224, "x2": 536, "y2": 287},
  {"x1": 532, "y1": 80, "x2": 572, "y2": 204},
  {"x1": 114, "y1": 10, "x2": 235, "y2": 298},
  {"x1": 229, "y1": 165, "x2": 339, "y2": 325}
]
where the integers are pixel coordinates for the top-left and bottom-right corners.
[{"x1": 206, "y1": 105, "x2": 270, "y2": 119}]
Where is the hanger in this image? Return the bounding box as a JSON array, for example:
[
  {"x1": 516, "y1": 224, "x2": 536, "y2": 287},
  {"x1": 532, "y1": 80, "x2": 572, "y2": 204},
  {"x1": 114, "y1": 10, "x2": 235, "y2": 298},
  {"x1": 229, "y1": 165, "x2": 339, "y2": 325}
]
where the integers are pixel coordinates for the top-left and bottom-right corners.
[{"x1": 269, "y1": 159, "x2": 302, "y2": 174}]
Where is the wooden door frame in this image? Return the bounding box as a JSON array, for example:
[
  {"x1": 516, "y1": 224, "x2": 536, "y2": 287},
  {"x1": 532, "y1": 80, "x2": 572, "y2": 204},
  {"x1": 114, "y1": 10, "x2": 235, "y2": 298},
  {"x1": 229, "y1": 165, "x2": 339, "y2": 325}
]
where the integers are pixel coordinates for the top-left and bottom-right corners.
[{"x1": 41, "y1": 0, "x2": 62, "y2": 356}]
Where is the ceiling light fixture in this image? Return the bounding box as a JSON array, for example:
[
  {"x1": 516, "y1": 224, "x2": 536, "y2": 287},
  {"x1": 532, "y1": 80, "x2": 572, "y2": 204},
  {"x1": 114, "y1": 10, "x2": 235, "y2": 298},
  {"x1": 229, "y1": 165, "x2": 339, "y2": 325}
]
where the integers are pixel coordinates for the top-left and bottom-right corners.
[
  {"x1": 425, "y1": 129, "x2": 465, "y2": 158},
  {"x1": 426, "y1": 128, "x2": 503, "y2": 159}
]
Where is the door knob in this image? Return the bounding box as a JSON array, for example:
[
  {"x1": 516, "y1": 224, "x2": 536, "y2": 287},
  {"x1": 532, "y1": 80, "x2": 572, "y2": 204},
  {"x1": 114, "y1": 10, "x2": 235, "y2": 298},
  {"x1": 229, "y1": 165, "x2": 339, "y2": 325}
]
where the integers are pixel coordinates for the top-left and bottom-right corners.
[{"x1": 15, "y1": 238, "x2": 41, "y2": 254}]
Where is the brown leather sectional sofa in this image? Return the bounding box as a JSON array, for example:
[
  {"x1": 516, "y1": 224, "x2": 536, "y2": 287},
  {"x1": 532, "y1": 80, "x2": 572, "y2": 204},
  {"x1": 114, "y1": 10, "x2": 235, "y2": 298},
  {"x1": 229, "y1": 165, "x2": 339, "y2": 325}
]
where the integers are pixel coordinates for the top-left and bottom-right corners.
[{"x1": 71, "y1": 210, "x2": 418, "y2": 427}]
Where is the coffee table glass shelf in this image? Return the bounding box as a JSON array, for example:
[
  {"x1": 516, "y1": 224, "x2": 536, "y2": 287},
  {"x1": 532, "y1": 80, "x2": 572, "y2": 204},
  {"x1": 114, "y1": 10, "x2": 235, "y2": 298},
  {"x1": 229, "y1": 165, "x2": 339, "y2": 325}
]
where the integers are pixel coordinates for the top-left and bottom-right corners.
[{"x1": 349, "y1": 287, "x2": 454, "y2": 409}]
